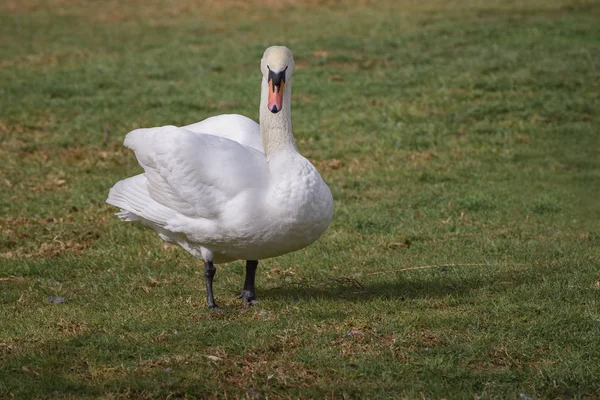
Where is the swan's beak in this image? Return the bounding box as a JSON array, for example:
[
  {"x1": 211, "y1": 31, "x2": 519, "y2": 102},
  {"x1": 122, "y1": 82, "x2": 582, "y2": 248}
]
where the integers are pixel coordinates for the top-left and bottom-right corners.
[
  {"x1": 268, "y1": 79, "x2": 284, "y2": 114},
  {"x1": 267, "y1": 66, "x2": 287, "y2": 114}
]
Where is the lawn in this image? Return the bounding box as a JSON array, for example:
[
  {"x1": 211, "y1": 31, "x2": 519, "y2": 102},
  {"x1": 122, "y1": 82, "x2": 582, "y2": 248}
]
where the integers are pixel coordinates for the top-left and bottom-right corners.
[{"x1": 1, "y1": 0, "x2": 600, "y2": 398}]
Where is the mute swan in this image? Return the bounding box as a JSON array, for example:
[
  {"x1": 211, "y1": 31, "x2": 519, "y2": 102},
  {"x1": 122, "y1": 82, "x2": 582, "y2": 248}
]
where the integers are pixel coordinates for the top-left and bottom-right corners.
[{"x1": 106, "y1": 46, "x2": 334, "y2": 309}]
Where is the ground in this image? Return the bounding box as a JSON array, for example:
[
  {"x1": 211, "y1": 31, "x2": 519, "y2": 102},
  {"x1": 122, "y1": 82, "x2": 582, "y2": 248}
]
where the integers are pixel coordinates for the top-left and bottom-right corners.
[{"x1": 1, "y1": 0, "x2": 599, "y2": 398}]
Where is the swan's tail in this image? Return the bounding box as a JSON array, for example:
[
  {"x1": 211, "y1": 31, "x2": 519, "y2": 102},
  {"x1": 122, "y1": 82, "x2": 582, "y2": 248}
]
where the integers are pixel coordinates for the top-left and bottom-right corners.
[
  {"x1": 106, "y1": 174, "x2": 173, "y2": 225},
  {"x1": 107, "y1": 174, "x2": 201, "y2": 256}
]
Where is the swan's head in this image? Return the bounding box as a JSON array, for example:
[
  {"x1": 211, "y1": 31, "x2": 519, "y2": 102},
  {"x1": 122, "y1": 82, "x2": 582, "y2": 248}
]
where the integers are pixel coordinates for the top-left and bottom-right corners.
[{"x1": 261, "y1": 46, "x2": 294, "y2": 114}]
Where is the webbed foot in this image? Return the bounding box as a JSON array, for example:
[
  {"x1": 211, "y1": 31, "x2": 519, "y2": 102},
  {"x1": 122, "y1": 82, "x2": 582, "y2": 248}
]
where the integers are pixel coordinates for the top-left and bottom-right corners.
[{"x1": 238, "y1": 290, "x2": 258, "y2": 306}]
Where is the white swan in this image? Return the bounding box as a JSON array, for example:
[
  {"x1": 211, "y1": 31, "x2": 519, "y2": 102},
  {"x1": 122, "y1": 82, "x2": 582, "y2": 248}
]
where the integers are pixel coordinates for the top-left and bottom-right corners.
[{"x1": 106, "y1": 46, "x2": 334, "y2": 308}]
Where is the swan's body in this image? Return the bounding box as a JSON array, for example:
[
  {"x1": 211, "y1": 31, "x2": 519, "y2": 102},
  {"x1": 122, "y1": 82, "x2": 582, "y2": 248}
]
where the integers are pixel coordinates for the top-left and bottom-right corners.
[
  {"x1": 108, "y1": 123, "x2": 332, "y2": 264},
  {"x1": 106, "y1": 46, "x2": 334, "y2": 308}
]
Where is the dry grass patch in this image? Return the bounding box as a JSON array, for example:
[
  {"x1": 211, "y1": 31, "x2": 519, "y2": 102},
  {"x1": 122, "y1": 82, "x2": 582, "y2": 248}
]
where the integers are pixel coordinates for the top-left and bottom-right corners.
[
  {"x1": 4, "y1": 0, "x2": 596, "y2": 26},
  {"x1": 1, "y1": 0, "x2": 377, "y2": 23},
  {"x1": 0, "y1": 50, "x2": 91, "y2": 70},
  {"x1": 0, "y1": 215, "x2": 103, "y2": 259}
]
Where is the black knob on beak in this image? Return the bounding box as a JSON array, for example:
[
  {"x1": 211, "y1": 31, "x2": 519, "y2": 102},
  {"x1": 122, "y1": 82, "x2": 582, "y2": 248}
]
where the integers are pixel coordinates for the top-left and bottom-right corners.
[{"x1": 268, "y1": 66, "x2": 287, "y2": 89}]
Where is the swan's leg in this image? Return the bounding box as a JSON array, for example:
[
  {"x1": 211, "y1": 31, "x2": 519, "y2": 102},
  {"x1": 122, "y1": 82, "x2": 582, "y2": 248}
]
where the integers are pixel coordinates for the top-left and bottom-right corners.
[
  {"x1": 204, "y1": 261, "x2": 219, "y2": 309},
  {"x1": 237, "y1": 260, "x2": 258, "y2": 305}
]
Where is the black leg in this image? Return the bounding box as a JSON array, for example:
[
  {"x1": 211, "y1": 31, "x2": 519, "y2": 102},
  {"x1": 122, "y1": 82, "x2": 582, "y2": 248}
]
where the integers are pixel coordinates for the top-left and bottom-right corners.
[
  {"x1": 237, "y1": 260, "x2": 258, "y2": 306},
  {"x1": 204, "y1": 261, "x2": 219, "y2": 309}
]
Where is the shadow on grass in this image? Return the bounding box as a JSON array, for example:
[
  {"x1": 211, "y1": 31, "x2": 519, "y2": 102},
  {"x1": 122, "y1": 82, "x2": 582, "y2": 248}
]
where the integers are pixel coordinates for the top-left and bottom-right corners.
[
  {"x1": 261, "y1": 271, "x2": 495, "y2": 303},
  {"x1": 1, "y1": 365, "x2": 213, "y2": 398},
  {"x1": 0, "y1": 335, "x2": 214, "y2": 398}
]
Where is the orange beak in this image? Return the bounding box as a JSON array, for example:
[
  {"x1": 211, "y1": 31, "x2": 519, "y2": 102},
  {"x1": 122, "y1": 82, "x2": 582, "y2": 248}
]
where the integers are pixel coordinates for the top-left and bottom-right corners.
[{"x1": 268, "y1": 79, "x2": 284, "y2": 114}]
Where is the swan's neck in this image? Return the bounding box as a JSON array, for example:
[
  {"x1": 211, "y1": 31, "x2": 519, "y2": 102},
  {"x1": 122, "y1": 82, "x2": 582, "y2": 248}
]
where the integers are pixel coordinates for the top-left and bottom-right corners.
[{"x1": 259, "y1": 77, "x2": 297, "y2": 158}]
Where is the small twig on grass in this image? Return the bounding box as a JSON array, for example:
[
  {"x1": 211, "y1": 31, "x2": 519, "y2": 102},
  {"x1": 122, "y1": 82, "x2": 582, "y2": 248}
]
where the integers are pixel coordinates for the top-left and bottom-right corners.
[
  {"x1": 366, "y1": 263, "x2": 490, "y2": 276},
  {"x1": 401, "y1": 263, "x2": 488, "y2": 271},
  {"x1": 0, "y1": 276, "x2": 26, "y2": 282}
]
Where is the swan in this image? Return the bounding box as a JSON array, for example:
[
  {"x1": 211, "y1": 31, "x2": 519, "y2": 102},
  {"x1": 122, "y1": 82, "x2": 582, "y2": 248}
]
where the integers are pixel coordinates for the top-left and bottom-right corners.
[{"x1": 106, "y1": 46, "x2": 334, "y2": 309}]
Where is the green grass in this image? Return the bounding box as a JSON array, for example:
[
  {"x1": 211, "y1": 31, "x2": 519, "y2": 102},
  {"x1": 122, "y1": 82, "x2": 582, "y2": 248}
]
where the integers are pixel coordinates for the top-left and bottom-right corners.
[{"x1": 1, "y1": 0, "x2": 600, "y2": 398}]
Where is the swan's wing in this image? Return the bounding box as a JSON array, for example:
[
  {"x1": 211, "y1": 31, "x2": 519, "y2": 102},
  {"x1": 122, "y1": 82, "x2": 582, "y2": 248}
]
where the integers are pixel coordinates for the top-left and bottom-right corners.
[
  {"x1": 124, "y1": 125, "x2": 268, "y2": 220},
  {"x1": 182, "y1": 114, "x2": 264, "y2": 153}
]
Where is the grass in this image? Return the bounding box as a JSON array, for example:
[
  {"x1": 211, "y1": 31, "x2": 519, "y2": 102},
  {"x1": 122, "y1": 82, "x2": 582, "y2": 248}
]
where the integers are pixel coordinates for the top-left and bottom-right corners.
[{"x1": 1, "y1": 0, "x2": 600, "y2": 397}]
